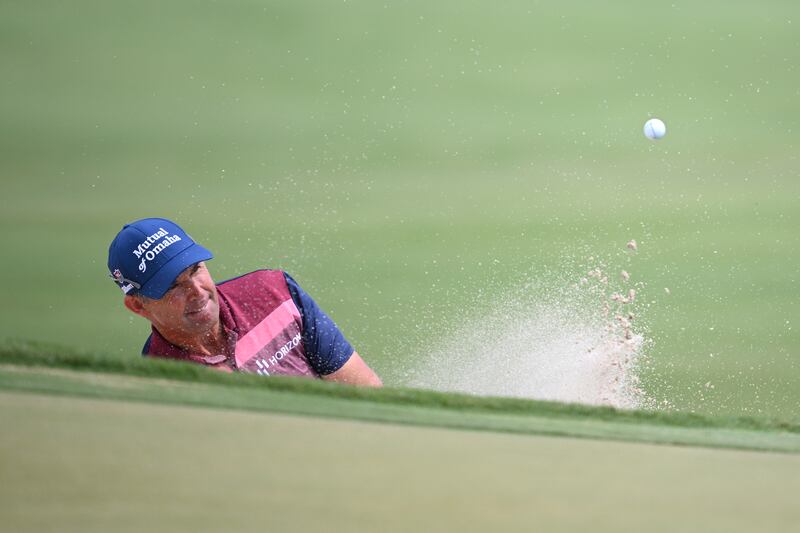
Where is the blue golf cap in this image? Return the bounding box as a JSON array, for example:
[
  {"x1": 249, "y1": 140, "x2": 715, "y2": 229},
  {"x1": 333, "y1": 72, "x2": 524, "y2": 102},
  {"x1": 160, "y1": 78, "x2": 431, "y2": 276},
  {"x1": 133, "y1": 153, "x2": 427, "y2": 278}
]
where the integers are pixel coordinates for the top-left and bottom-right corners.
[{"x1": 107, "y1": 218, "x2": 213, "y2": 299}]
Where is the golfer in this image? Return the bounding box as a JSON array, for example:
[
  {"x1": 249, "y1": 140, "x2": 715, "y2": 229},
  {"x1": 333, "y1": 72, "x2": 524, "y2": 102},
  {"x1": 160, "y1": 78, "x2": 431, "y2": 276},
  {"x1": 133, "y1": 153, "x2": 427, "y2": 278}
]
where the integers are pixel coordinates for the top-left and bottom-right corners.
[{"x1": 107, "y1": 217, "x2": 382, "y2": 386}]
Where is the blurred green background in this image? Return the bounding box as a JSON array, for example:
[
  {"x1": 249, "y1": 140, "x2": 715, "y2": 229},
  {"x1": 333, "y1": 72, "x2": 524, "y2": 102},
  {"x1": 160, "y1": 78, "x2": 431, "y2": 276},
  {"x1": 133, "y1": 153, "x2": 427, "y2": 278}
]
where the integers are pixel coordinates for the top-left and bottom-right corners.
[{"x1": 1, "y1": 0, "x2": 798, "y2": 418}]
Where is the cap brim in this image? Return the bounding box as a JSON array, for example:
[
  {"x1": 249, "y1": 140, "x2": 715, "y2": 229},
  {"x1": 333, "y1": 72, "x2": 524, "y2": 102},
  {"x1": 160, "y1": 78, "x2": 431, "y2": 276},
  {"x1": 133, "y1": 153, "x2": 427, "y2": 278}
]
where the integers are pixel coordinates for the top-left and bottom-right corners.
[{"x1": 138, "y1": 243, "x2": 214, "y2": 299}]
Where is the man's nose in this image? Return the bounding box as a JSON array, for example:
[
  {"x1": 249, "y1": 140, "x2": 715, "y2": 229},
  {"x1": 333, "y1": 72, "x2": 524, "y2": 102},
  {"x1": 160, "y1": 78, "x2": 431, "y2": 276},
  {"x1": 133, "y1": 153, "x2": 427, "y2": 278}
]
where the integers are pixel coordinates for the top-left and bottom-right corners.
[{"x1": 186, "y1": 278, "x2": 205, "y2": 299}]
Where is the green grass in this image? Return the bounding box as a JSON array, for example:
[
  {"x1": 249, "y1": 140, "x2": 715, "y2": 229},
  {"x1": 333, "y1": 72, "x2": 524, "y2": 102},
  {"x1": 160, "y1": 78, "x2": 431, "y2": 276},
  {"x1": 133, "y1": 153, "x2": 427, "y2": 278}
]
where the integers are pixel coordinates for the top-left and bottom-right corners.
[
  {"x1": 3, "y1": 391, "x2": 800, "y2": 533},
  {"x1": 1, "y1": 0, "x2": 799, "y2": 418},
  {"x1": 2, "y1": 340, "x2": 799, "y2": 453}
]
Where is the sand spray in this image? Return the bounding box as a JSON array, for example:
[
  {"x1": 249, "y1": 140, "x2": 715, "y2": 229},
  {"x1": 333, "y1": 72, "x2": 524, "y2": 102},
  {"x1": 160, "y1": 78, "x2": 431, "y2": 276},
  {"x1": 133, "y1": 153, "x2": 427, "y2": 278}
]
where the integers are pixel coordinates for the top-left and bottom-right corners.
[{"x1": 407, "y1": 242, "x2": 653, "y2": 410}]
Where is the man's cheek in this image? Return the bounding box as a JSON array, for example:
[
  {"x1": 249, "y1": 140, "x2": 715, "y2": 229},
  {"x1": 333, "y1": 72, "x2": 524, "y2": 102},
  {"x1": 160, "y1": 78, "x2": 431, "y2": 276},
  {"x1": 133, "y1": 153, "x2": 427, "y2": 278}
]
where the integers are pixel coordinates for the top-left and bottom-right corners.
[{"x1": 165, "y1": 291, "x2": 182, "y2": 306}]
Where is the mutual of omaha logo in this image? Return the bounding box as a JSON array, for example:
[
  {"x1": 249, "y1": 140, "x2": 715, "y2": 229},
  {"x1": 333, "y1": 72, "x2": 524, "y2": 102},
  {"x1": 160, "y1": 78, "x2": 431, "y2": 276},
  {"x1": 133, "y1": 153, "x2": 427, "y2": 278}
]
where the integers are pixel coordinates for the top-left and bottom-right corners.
[{"x1": 131, "y1": 227, "x2": 182, "y2": 272}]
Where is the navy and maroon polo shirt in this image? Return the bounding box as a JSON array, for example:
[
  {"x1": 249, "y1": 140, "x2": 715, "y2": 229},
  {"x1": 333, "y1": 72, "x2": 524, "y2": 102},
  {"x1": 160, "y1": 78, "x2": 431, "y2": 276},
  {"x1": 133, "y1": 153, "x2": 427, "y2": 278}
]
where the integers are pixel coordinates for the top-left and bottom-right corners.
[{"x1": 142, "y1": 270, "x2": 354, "y2": 377}]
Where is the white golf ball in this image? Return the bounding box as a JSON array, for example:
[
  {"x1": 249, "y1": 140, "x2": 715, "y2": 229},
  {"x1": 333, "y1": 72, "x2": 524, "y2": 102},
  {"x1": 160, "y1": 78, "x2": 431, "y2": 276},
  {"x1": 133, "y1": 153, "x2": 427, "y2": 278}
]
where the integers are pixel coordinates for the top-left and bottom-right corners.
[{"x1": 643, "y1": 118, "x2": 666, "y2": 140}]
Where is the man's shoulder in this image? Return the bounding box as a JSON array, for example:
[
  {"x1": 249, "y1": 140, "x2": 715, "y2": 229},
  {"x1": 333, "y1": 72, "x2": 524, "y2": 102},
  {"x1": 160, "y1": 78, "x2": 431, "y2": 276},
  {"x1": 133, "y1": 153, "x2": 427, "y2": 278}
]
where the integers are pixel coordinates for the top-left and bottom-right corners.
[
  {"x1": 142, "y1": 327, "x2": 189, "y2": 359},
  {"x1": 217, "y1": 269, "x2": 287, "y2": 289},
  {"x1": 216, "y1": 269, "x2": 299, "y2": 335},
  {"x1": 216, "y1": 269, "x2": 292, "y2": 303}
]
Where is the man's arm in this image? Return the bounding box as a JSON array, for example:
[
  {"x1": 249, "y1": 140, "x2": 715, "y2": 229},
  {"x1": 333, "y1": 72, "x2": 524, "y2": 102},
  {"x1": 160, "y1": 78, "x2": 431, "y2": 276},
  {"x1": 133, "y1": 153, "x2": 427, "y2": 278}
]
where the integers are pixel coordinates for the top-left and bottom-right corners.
[
  {"x1": 283, "y1": 272, "x2": 382, "y2": 386},
  {"x1": 322, "y1": 351, "x2": 383, "y2": 387}
]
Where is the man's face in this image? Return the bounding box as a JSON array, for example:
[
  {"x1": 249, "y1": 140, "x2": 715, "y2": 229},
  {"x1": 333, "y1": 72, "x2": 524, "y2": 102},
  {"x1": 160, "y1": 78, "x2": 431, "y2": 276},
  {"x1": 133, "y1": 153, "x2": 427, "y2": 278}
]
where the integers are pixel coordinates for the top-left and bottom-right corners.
[{"x1": 128, "y1": 262, "x2": 220, "y2": 338}]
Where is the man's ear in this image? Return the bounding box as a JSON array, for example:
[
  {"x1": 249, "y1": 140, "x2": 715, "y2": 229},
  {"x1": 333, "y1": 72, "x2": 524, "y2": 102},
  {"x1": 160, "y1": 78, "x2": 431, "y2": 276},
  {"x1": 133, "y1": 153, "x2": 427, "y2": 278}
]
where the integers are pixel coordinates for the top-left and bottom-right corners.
[{"x1": 124, "y1": 294, "x2": 149, "y2": 318}]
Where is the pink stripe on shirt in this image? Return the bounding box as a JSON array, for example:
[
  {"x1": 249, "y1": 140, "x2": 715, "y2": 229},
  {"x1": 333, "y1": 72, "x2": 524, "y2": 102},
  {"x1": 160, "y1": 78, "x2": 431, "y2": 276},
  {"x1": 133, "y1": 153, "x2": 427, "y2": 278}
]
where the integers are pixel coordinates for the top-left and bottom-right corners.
[{"x1": 234, "y1": 298, "x2": 301, "y2": 367}]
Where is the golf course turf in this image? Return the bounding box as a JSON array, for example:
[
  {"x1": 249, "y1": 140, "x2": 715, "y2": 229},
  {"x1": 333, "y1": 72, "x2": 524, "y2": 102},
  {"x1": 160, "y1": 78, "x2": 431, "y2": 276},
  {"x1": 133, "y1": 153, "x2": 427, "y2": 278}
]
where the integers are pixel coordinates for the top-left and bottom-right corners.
[
  {"x1": 2, "y1": 365, "x2": 799, "y2": 532},
  {"x1": 2, "y1": 341, "x2": 799, "y2": 454}
]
